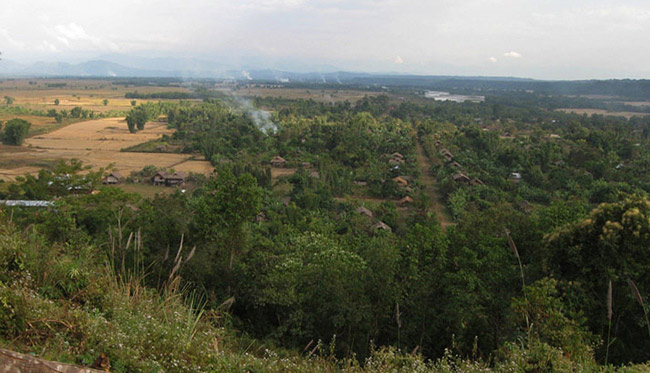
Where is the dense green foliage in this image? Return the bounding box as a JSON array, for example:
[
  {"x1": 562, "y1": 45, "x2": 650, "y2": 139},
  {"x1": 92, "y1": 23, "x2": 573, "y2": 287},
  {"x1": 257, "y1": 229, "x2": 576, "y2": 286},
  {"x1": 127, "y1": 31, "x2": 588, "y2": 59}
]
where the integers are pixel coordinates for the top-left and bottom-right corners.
[
  {"x1": 6, "y1": 88, "x2": 650, "y2": 370},
  {"x1": 2, "y1": 118, "x2": 31, "y2": 145},
  {"x1": 126, "y1": 102, "x2": 167, "y2": 132}
]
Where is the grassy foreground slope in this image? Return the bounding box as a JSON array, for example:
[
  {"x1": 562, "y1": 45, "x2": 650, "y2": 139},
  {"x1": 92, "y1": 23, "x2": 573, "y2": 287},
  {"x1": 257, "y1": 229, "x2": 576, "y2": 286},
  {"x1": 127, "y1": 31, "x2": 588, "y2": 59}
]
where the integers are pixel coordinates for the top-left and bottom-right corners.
[
  {"x1": 1, "y1": 208, "x2": 650, "y2": 372},
  {"x1": 0, "y1": 212, "x2": 435, "y2": 372}
]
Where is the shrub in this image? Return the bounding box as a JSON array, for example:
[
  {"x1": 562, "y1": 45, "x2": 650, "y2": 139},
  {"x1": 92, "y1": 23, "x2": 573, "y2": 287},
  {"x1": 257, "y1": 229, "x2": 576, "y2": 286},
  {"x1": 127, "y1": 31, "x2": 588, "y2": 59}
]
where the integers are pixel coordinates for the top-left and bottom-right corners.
[{"x1": 2, "y1": 118, "x2": 31, "y2": 145}]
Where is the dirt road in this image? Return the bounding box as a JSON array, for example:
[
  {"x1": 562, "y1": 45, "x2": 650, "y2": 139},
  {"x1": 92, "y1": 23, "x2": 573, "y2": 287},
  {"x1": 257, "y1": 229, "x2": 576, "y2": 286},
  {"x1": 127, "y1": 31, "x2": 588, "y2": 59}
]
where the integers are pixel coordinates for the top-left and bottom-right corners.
[{"x1": 415, "y1": 141, "x2": 454, "y2": 230}]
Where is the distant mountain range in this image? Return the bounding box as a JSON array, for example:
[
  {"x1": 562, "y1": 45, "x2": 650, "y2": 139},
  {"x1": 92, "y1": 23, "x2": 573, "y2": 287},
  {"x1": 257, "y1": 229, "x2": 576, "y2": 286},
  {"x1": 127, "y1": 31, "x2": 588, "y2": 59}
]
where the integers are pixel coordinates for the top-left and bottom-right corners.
[
  {"x1": 2, "y1": 57, "x2": 650, "y2": 99},
  {"x1": 0, "y1": 56, "x2": 531, "y2": 82},
  {"x1": 0, "y1": 59, "x2": 184, "y2": 78}
]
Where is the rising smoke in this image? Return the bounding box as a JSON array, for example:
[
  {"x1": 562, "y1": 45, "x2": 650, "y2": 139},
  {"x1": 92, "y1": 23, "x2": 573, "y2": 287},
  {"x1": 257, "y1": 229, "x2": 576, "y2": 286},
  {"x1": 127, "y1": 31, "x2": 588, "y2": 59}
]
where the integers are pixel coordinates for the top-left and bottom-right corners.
[{"x1": 227, "y1": 93, "x2": 277, "y2": 134}]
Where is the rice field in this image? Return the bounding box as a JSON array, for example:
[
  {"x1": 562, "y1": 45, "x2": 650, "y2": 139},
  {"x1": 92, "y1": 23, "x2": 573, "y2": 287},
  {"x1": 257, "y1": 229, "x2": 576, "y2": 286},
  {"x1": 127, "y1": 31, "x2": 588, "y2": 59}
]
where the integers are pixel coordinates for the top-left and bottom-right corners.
[
  {"x1": 0, "y1": 117, "x2": 213, "y2": 181},
  {"x1": 556, "y1": 108, "x2": 650, "y2": 118},
  {"x1": 0, "y1": 78, "x2": 194, "y2": 113}
]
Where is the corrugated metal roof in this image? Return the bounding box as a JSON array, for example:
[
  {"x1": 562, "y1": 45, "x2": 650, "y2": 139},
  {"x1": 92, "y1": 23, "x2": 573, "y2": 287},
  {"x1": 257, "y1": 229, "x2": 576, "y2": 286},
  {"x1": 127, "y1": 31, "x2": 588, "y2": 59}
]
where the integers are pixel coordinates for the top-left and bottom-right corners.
[{"x1": 0, "y1": 200, "x2": 54, "y2": 207}]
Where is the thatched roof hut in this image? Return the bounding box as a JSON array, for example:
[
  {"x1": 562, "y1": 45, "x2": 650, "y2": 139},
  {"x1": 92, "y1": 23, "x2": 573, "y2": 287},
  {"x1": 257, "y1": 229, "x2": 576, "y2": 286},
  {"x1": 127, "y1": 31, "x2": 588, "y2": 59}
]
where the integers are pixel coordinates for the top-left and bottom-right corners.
[
  {"x1": 270, "y1": 156, "x2": 287, "y2": 167},
  {"x1": 355, "y1": 206, "x2": 374, "y2": 218},
  {"x1": 372, "y1": 221, "x2": 392, "y2": 232},
  {"x1": 392, "y1": 176, "x2": 408, "y2": 187}
]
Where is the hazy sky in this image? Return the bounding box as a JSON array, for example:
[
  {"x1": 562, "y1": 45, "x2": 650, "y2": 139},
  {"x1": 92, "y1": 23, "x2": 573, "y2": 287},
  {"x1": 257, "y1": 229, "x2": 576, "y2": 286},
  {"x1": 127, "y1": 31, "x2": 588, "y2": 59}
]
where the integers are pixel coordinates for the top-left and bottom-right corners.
[{"x1": 2, "y1": 0, "x2": 650, "y2": 79}]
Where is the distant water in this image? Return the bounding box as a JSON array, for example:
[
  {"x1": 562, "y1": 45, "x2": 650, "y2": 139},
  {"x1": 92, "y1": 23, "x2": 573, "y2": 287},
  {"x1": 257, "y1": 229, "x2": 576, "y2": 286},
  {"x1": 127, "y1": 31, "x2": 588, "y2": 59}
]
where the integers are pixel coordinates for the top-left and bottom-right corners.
[{"x1": 425, "y1": 90, "x2": 484, "y2": 103}]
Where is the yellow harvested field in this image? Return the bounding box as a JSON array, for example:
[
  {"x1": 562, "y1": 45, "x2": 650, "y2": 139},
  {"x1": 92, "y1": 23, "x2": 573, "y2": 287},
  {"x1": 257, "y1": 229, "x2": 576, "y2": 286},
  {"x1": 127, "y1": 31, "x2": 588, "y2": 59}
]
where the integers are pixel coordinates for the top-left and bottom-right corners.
[
  {"x1": 622, "y1": 101, "x2": 650, "y2": 107},
  {"x1": 556, "y1": 108, "x2": 650, "y2": 118},
  {"x1": 27, "y1": 118, "x2": 172, "y2": 151},
  {"x1": 0, "y1": 78, "x2": 194, "y2": 113},
  {"x1": 0, "y1": 117, "x2": 213, "y2": 181}
]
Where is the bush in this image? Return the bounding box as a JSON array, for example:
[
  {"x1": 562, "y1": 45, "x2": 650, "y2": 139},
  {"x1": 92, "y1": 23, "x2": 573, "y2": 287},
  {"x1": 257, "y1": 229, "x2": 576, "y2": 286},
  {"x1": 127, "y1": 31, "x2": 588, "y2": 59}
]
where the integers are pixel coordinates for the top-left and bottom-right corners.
[{"x1": 2, "y1": 118, "x2": 31, "y2": 145}]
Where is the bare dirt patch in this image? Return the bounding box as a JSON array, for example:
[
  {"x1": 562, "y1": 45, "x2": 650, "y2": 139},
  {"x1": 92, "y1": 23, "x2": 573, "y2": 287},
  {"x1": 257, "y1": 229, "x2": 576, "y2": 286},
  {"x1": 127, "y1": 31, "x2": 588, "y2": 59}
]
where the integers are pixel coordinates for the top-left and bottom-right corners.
[
  {"x1": 271, "y1": 167, "x2": 297, "y2": 179},
  {"x1": 173, "y1": 160, "x2": 215, "y2": 175}
]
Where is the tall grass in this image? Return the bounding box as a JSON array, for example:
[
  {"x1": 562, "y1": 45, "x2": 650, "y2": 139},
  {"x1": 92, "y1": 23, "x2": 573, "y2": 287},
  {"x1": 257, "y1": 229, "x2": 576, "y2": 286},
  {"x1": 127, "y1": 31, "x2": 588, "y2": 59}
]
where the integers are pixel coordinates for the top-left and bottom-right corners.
[
  {"x1": 505, "y1": 229, "x2": 530, "y2": 333},
  {"x1": 627, "y1": 279, "x2": 650, "y2": 341},
  {"x1": 605, "y1": 279, "x2": 613, "y2": 366},
  {"x1": 108, "y1": 223, "x2": 208, "y2": 353}
]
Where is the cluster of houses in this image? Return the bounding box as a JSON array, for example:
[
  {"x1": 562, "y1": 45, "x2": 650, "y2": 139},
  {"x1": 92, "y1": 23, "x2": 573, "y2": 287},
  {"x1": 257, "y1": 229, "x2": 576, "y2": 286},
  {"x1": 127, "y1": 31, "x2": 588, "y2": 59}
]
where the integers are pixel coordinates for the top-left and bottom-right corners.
[
  {"x1": 269, "y1": 155, "x2": 312, "y2": 170},
  {"x1": 102, "y1": 171, "x2": 188, "y2": 187},
  {"x1": 388, "y1": 152, "x2": 405, "y2": 167},
  {"x1": 354, "y1": 206, "x2": 394, "y2": 233},
  {"x1": 434, "y1": 139, "x2": 485, "y2": 186},
  {"x1": 152, "y1": 171, "x2": 188, "y2": 186},
  {"x1": 387, "y1": 152, "x2": 415, "y2": 206},
  {"x1": 435, "y1": 138, "x2": 524, "y2": 185}
]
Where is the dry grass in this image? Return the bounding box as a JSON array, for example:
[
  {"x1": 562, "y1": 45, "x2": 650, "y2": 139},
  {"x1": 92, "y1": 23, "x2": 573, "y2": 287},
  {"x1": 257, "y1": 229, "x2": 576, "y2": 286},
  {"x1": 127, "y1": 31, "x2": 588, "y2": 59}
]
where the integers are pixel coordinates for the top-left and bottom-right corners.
[
  {"x1": 0, "y1": 117, "x2": 213, "y2": 181},
  {"x1": 0, "y1": 78, "x2": 194, "y2": 113},
  {"x1": 620, "y1": 101, "x2": 650, "y2": 107},
  {"x1": 271, "y1": 167, "x2": 297, "y2": 179},
  {"x1": 113, "y1": 184, "x2": 176, "y2": 198},
  {"x1": 556, "y1": 108, "x2": 650, "y2": 118}
]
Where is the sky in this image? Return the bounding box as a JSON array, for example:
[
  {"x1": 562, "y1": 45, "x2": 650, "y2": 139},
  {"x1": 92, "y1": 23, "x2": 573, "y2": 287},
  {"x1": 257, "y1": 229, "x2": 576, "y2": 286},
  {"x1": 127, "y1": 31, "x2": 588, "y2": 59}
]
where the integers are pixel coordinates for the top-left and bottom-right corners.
[{"x1": 1, "y1": 0, "x2": 650, "y2": 79}]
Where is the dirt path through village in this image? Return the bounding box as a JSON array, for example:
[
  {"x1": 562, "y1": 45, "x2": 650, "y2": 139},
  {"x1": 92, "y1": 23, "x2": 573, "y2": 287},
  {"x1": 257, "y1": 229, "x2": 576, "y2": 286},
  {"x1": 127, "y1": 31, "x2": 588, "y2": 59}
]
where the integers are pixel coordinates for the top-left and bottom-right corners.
[{"x1": 415, "y1": 141, "x2": 455, "y2": 230}]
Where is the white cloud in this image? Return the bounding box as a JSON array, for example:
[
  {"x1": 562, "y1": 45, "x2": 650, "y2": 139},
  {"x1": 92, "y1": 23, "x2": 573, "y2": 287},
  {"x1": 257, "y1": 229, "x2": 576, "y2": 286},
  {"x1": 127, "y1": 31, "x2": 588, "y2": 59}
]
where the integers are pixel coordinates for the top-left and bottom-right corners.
[
  {"x1": 503, "y1": 51, "x2": 521, "y2": 58},
  {"x1": 56, "y1": 36, "x2": 70, "y2": 46},
  {"x1": 51, "y1": 23, "x2": 119, "y2": 51},
  {"x1": 39, "y1": 40, "x2": 58, "y2": 52},
  {"x1": 0, "y1": 29, "x2": 26, "y2": 49},
  {"x1": 238, "y1": 0, "x2": 306, "y2": 12},
  {"x1": 54, "y1": 23, "x2": 89, "y2": 40},
  {"x1": 2, "y1": 0, "x2": 650, "y2": 78}
]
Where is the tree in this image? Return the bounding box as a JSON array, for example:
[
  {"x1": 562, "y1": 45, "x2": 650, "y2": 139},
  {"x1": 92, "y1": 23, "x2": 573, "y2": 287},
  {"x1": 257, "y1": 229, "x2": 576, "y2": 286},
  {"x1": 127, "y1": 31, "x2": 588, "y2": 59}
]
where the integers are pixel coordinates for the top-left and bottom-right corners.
[
  {"x1": 131, "y1": 100, "x2": 137, "y2": 107},
  {"x1": 103, "y1": 99, "x2": 109, "y2": 106},
  {"x1": 253, "y1": 232, "x2": 370, "y2": 354},
  {"x1": 2, "y1": 118, "x2": 31, "y2": 145},
  {"x1": 8, "y1": 159, "x2": 104, "y2": 199},
  {"x1": 126, "y1": 118, "x2": 137, "y2": 133},
  {"x1": 4, "y1": 96, "x2": 14, "y2": 105},
  {"x1": 190, "y1": 167, "x2": 263, "y2": 294},
  {"x1": 547, "y1": 194, "x2": 650, "y2": 363},
  {"x1": 70, "y1": 106, "x2": 86, "y2": 118},
  {"x1": 54, "y1": 98, "x2": 60, "y2": 105},
  {"x1": 125, "y1": 103, "x2": 162, "y2": 132}
]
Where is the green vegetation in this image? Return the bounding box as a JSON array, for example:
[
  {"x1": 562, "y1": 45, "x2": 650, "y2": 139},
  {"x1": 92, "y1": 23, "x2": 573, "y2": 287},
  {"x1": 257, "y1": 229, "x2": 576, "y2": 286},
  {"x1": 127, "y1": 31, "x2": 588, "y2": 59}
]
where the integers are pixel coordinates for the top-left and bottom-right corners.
[
  {"x1": 126, "y1": 102, "x2": 167, "y2": 132},
  {"x1": 4, "y1": 84, "x2": 650, "y2": 370},
  {"x1": 2, "y1": 118, "x2": 31, "y2": 145}
]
